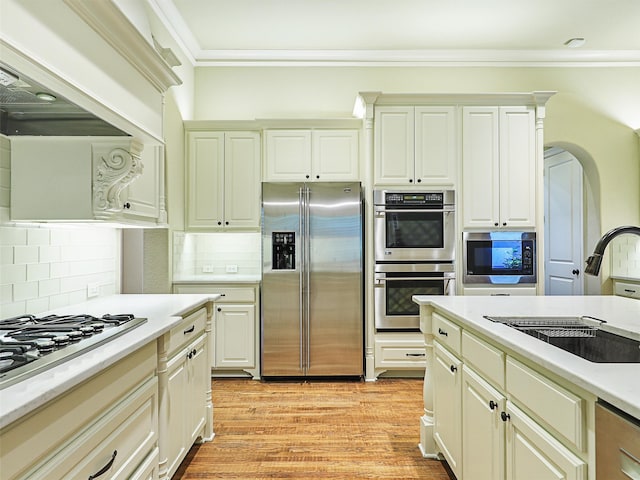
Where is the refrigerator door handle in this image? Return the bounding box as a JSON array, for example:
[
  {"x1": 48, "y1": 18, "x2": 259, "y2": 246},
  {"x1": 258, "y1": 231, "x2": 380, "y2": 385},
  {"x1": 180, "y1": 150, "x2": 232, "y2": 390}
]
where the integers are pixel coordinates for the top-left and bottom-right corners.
[
  {"x1": 298, "y1": 187, "x2": 304, "y2": 371},
  {"x1": 305, "y1": 186, "x2": 311, "y2": 372}
]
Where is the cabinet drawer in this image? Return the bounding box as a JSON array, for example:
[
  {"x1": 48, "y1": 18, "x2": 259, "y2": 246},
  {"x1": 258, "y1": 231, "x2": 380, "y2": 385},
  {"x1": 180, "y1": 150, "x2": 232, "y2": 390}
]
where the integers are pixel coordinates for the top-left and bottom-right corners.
[
  {"x1": 432, "y1": 313, "x2": 461, "y2": 355},
  {"x1": 32, "y1": 377, "x2": 158, "y2": 480},
  {"x1": 506, "y1": 357, "x2": 585, "y2": 451},
  {"x1": 0, "y1": 342, "x2": 157, "y2": 480},
  {"x1": 375, "y1": 340, "x2": 427, "y2": 368},
  {"x1": 462, "y1": 331, "x2": 505, "y2": 389},
  {"x1": 167, "y1": 307, "x2": 207, "y2": 356}
]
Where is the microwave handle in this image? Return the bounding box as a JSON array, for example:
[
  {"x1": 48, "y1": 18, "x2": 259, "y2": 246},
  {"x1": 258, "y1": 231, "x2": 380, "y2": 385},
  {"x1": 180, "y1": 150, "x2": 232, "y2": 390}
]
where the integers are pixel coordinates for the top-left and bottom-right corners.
[{"x1": 375, "y1": 276, "x2": 455, "y2": 284}]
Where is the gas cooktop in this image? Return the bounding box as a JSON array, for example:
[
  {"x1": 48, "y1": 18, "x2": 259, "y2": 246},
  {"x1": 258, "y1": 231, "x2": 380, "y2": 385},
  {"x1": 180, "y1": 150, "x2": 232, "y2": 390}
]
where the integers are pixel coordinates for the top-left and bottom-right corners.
[{"x1": 0, "y1": 313, "x2": 146, "y2": 389}]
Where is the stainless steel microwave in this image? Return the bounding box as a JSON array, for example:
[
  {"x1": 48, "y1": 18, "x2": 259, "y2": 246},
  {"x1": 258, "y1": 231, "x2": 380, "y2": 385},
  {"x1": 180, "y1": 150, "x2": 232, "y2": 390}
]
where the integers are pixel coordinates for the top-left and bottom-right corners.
[{"x1": 463, "y1": 232, "x2": 536, "y2": 284}]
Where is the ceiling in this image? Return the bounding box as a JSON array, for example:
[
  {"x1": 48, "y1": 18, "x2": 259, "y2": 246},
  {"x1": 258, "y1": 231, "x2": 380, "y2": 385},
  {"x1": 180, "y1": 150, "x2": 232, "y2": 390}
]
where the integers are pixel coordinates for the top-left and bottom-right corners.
[{"x1": 151, "y1": 0, "x2": 640, "y2": 65}]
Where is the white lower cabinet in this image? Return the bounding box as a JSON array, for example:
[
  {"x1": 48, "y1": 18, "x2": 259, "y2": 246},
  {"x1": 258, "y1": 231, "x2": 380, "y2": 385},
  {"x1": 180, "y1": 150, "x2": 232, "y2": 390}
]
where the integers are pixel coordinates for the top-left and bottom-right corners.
[
  {"x1": 506, "y1": 401, "x2": 586, "y2": 480},
  {"x1": 462, "y1": 365, "x2": 506, "y2": 480},
  {"x1": 0, "y1": 342, "x2": 159, "y2": 480},
  {"x1": 374, "y1": 332, "x2": 427, "y2": 377},
  {"x1": 433, "y1": 342, "x2": 463, "y2": 478},
  {"x1": 160, "y1": 308, "x2": 209, "y2": 480},
  {"x1": 431, "y1": 316, "x2": 591, "y2": 480},
  {"x1": 173, "y1": 283, "x2": 260, "y2": 378}
]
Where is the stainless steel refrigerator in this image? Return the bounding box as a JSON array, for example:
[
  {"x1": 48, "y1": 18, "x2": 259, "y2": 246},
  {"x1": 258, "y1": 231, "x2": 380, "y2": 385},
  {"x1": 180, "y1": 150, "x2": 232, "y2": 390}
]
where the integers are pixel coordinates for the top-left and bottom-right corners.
[{"x1": 261, "y1": 182, "x2": 364, "y2": 377}]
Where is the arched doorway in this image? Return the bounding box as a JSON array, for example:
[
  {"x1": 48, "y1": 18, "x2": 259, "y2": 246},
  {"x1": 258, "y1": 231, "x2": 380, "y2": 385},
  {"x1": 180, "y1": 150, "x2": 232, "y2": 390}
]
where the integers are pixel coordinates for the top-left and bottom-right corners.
[{"x1": 543, "y1": 144, "x2": 601, "y2": 295}]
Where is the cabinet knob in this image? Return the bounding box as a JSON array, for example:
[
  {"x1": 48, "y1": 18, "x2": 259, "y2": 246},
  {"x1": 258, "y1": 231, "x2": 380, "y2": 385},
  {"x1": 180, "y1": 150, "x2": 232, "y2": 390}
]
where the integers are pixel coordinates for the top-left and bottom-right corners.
[
  {"x1": 572, "y1": 269, "x2": 580, "y2": 276},
  {"x1": 217, "y1": 307, "x2": 222, "y2": 312},
  {"x1": 494, "y1": 222, "x2": 499, "y2": 227},
  {"x1": 316, "y1": 175, "x2": 320, "y2": 179},
  {"x1": 123, "y1": 202, "x2": 131, "y2": 209},
  {"x1": 218, "y1": 221, "x2": 222, "y2": 225},
  {"x1": 417, "y1": 179, "x2": 422, "y2": 183},
  {"x1": 500, "y1": 411, "x2": 511, "y2": 422},
  {"x1": 225, "y1": 221, "x2": 229, "y2": 225},
  {"x1": 409, "y1": 179, "x2": 413, "y2": 183},
  {"x1": 502, "y1": 222, "x2": 507, "y2": 226},
  {"x1": 450, "y1": 364, "x2": 457, "y2": 373},
  {"x1": 306, "y1": 175, "x2": 310, "y2": 179},
  {"x1": 489, "y1": 400, "x2": 498, "y2": 410}
]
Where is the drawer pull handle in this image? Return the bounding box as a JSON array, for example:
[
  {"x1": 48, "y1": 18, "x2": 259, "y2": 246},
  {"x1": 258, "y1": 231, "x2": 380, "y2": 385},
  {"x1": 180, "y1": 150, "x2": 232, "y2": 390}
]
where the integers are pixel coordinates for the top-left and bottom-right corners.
[
  {"x1": 438, "y1": 328, "x2": 448, "y2": 337},
  {"x1": 406, "y1": 353, "x2": 426, "y2": 357},
  {"x1": 450, "y1": 365, "x2": 457, "y2": 373},
  {"x1": 624, "y1": 288, "x2": 637, "y2": 293},
  {"x1": 183, "y1": 325, "x2": 195, "y2": 335},
  {"x1": 489, "y1": 400, "x2": 498, "y2": 410},
  {"x1": 500, "y1": 412, "x2": 510, "y2": 422},
  {"x1": 88, "y1": 450, "x2": 117, "y2": 479}
]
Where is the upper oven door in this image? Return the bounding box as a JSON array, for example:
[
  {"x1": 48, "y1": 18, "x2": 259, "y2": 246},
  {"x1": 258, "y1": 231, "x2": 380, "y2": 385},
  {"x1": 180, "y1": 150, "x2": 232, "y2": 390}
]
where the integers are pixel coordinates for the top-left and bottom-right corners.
[{"x1": 374, "y1": 206, "x2": 455, "y2": 262}]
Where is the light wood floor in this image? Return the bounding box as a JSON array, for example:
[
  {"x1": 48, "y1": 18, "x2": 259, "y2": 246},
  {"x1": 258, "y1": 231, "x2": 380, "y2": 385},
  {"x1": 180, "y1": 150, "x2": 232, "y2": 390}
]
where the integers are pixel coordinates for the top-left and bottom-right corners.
[{"x1": 173, "y1": 377, "x2": 453, "y2": 480}]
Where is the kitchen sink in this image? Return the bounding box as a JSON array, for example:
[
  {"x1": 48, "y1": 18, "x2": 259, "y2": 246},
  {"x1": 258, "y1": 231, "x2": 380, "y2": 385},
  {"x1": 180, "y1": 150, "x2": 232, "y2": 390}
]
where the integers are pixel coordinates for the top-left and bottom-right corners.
[{"x1": 484, "y1": 316, "x2": 640, "y2": 363}]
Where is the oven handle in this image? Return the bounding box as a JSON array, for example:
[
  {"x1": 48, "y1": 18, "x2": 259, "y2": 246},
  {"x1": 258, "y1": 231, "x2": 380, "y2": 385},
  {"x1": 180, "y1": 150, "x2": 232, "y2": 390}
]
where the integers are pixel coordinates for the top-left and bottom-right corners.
[
  {"x1": 375, "y1": 275, "x2": 455, "y2": 284},
  {"x1": 374, "y1": 208, "x2": 454, "y2": 214}
]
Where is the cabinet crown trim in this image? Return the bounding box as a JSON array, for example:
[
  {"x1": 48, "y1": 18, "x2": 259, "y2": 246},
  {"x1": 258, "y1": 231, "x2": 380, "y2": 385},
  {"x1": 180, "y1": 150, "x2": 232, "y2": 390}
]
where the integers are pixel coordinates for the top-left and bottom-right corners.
[{"x1": 365, "y1": 91, "x2": 556, "y2": 106}]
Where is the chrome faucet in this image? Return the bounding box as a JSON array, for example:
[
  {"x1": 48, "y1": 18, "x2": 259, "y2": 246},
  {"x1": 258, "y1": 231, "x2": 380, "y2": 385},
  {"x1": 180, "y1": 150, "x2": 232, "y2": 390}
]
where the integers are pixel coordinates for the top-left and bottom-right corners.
[{"x1": 584, "y1": 225, "x2": 640, "y2": 276}]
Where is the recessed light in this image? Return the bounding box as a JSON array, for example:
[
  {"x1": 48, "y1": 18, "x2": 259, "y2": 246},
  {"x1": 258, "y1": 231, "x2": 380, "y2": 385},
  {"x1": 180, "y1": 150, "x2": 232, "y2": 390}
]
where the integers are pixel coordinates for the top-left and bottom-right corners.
[
  {"x1": 35, "y1": 92, "x2": 57, "y2": 102},
  {"x1": 564, "y1": 38, "x2": 586, "y2": 48}
]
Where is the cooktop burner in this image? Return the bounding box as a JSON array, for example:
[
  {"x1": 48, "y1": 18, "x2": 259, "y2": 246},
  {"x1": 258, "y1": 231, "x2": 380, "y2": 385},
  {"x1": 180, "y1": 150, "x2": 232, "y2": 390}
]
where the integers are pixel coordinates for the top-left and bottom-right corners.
[{"x1": 0, "y1": 313, "x2": 146, "y2": 389}]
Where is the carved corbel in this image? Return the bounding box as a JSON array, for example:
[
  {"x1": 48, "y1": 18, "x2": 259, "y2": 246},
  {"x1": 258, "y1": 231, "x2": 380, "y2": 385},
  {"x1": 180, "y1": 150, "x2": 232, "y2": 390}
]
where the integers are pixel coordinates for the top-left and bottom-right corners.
[{"x1": 92, "y1": 139, "x2": 144, "y2": 219}]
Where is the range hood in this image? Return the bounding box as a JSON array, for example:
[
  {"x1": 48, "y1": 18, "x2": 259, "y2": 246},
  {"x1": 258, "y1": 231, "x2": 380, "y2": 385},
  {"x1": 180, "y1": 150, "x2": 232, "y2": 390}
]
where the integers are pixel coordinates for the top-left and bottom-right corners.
[{"x1": 0, "y1": 63, "x2": 129, "y2": 137}]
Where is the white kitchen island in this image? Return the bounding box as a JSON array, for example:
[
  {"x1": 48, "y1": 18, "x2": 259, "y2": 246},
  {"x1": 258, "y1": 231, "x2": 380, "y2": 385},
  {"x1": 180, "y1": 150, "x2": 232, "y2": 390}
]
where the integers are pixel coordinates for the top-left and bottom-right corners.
[
  {"x1": 413, "y1": 294, "x2": 639, "y2": 480},
  {"x1": 0, "y1": 293, "x2": 220, "y2": 480}
]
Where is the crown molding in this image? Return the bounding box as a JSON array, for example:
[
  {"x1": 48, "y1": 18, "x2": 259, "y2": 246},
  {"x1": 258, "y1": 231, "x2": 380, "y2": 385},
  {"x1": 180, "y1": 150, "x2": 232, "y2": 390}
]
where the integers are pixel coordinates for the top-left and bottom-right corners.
[
  {"x1": 64, "y1": 0, "x2": 182, "y2": 91},
  {"x1": 366, "y1": 91, "x2": 556, "y2": 107},
  {"x1": 191, "y1": 49, "x2": 640, "y2": 67}
]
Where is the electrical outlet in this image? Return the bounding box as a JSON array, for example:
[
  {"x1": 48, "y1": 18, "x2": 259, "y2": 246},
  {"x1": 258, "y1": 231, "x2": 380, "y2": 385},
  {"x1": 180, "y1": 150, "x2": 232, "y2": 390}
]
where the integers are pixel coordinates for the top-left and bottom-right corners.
[
  {"x1": 87, "y1": 282, "x2": 100, "y2": 298},
  {"x1": 225, "y1": 264, "x2": 238, "y2": 273},
  {"x1": 202, "y1": 264, "x2": 214, "y2": 273}
]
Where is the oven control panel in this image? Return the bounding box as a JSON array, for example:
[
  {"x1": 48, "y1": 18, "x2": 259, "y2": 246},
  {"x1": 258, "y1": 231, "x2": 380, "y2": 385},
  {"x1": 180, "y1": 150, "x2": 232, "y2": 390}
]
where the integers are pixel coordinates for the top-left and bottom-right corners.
[{"x1": 384, "y1": 192, "x2": 443, "y2": 207}]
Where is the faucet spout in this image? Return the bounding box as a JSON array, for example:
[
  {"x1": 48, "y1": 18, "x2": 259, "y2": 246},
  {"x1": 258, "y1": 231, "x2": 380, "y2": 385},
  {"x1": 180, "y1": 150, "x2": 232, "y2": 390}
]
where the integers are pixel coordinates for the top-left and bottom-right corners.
[{"x1": 584, "y1": 225, "x2": 640, "y2": 276}]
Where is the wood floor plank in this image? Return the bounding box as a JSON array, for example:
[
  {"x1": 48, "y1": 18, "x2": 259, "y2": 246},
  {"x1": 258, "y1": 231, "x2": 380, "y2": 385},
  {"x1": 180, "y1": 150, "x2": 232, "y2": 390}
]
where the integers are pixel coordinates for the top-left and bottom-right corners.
[{"x1": 172, "y1": 378, "x2": 452, "y2": 479}]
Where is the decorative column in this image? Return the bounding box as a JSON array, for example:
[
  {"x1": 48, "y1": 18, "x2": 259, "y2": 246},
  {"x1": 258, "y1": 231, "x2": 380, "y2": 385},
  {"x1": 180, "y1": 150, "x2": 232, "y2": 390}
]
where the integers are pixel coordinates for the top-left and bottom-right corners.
[
  {"x1": 156, "y1": 334, "x2": 169, "y2": 480},
  {"x1": 418, "y1": 303, "x2": 438, "y2": 458},
  {"x1": 203, "y1": 301, "x2": 215, "y2": 441},
  {"x1": 356, "y1": 91, "x2": 381, "y2": 381}
]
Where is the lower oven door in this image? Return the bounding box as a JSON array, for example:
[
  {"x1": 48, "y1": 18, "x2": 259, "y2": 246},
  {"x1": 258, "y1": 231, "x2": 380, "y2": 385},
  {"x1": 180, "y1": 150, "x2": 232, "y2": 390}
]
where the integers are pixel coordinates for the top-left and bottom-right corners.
[{"x1": 374, "y1": 264, "x2": 455, "y2": 331}]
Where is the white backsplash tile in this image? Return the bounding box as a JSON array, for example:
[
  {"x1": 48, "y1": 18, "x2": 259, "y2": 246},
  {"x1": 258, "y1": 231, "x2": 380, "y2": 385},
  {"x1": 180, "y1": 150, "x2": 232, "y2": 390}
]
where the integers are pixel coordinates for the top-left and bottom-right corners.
[
  {"x1": 0, "y1": 225, "x2": 121, "y2": 318},
  {"x1": 611, "y1": 235, "x2": 640, "y2": 280},
  {"x1": 173, "y1": 232, "x2": 262, "y2": 278}
]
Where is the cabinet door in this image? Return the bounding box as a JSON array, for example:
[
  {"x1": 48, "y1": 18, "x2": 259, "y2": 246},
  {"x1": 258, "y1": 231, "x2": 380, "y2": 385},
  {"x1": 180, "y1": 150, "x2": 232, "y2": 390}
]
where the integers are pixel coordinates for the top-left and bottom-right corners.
[
  {"x1": 505, "y1": 401, "x2": 587, "y2": 480},
  {"x1": 462, "y1": 107, "x2": 500, "y2": 228},
  {"x1": 462, "y1": 365, "x2": 506, "y2": 480},
  {"x1": 224, "y1": 132, "x2": 261, "y2": 228},
  {"x1": 374, "y1": 106, "x2": 415, "y2": 185},
  {"x1": 186, "y1": 335, "x2": 207, "y2": 445},
  {"x1": 215, "y1": 304, "x2": 256, "y2": 368},
  {"x1": 123, "y1": 145, "x2": 162, "y2": 221},
  {"x1": 186, "y1": 132, "x2": 224, "y2": 229},
  {"x1": 312, "y1": 130, "x2": 359, "y2": 181},
  {"x1": 433, "y1": 342, "x2": 463, "y2": 479},
  {"x1": 165, "y1": 350, "x2": 188, "y2": 477},
  {"x1": 499, "y1": 107, "x2": 536, "y2": 228},
  {"x1": 415, "y1": 107, "x2": 457, "y2": 186},
  {"x1": 264, "y1": 130, "x2": 312, "y2": 181}
]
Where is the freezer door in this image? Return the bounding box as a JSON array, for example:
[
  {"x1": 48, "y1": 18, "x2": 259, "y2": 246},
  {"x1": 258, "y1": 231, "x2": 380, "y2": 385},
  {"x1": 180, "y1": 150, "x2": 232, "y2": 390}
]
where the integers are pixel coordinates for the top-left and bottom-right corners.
[
  {"x1": 306, "y1": 183, "x2": 364, "y2": 376},
  {"x1": 261, "y1": 183, "x2": 304, "y2": 376}
]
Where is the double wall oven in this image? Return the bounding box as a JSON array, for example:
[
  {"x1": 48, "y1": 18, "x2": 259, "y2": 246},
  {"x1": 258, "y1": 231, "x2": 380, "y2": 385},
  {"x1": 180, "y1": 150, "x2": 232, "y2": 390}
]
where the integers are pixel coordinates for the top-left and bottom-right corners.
[{"x1": 374, "y1": 190, "x2": 456, "y2": 331}]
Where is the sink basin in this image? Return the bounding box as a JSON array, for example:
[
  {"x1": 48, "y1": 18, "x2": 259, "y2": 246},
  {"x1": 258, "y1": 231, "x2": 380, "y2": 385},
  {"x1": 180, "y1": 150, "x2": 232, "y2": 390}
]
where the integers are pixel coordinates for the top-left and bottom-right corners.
[{"x1": 484, "y1": 316, "x2": 640, "y2": 363}]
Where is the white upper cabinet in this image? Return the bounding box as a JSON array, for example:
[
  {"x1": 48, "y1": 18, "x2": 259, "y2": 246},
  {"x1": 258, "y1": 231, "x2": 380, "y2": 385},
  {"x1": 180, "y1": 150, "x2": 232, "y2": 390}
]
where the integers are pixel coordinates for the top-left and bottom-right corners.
[
  {"x1": 374, "y1": 106, "x2": 456, "y2": 186},
  {"x1": 462, "y1": 106, "x2": 535, "y2": 229},
  {"x1": 264, "y1": 129, "x2": 359, "y2": 182},
  {"x1": 186, "y1": 131, "x2": 261, "y2": 231},
  {"x1": 10, "y1": 136, "x2": 166, "y2": 226}
]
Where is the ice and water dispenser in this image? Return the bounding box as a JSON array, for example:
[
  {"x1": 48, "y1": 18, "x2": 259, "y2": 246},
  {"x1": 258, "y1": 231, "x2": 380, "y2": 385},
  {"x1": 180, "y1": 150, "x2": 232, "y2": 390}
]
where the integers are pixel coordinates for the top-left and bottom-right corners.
[{"x1": 272, "y1": 232, "x2": 295, "y2": 270}]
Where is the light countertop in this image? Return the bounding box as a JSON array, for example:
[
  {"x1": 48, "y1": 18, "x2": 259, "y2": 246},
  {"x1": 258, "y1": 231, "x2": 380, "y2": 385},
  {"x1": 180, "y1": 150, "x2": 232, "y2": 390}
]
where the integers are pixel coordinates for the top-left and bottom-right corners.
[
  {"x1": 0, "y1": 294, "x2": 219, "y2": 429},
  {"x1": 412, "y1": 295, "x2": 640, "y2": 419}
]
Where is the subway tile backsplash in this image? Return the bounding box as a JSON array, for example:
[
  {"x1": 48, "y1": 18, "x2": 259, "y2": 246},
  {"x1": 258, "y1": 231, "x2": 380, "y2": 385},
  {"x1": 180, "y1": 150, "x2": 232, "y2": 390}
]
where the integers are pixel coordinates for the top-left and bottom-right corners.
[
  {"x1": 173, "y1": 231, "x2": 261, "y2": 278},
  {"x1": 610, "y1": 235, "x2": 640, "y2": 280},
  {"x1": 0, "y1": 225, "x2": 120, "y2": 318}
]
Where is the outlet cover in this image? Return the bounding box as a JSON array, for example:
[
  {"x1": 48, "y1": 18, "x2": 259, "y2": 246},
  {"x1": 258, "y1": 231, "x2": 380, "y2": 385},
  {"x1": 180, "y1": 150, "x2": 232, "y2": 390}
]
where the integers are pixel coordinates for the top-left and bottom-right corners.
[
  {"x1": 225, "y1": 264, "x2": 238, "y2": 273},
  {"x1": 202, "y1": 265, "x2": 214, "y2": 273},
  {"x1": 87, "y1": 282, "x2": 100, "y2": 298}
]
